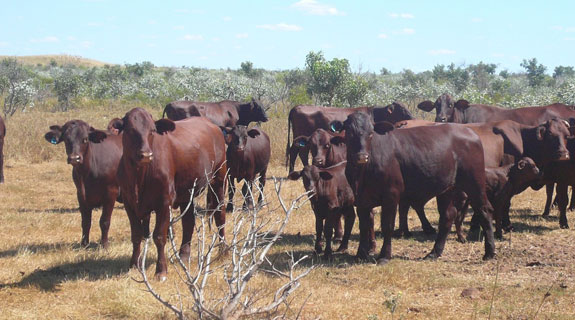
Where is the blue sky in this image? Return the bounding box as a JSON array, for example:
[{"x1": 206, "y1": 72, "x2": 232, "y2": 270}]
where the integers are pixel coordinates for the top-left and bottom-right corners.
[{"x1": 1, "y1": 0, "x2": 574, "y2": 73}]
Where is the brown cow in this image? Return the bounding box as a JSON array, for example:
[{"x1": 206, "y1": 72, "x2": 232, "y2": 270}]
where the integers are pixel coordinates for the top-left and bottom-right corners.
[
  {"x1": 111, "y1": 108, "x2": 227, "y2": 281},
  {"x1": 220, "y1": 125, "x2": 271, "y2": 211},
  {"x1": 288, "y1": 163, "x2": 356, "y2": 256},
  {"x1": 44, "y1": 120, "x2": 122, "y2": 248},
  {"x1": 286, "y1": 102, "x2": 414, "y2": 172},
  {"x1": 417, "y1": 93, "x2": 575, "y2": 125},
  {"x1": 455, "y1": 158, "x2": 541, "y2": 241},
  {"x1": 0, "y1": 116, "x2": 5, "y2": 183},
  {"x1": 331, "y1": 112, "x2": 496, "y2": 264},
  {"x1": 163, "y1": 98, "x2": 268, "y2": 127}
]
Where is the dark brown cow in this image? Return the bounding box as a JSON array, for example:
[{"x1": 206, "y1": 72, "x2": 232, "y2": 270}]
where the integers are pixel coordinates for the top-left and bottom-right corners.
[
  {"x1": 288, "y1": 163, "x2": 355, "y2": 256},
  {"x1": 220, "y1": 125, "x2": 271, "y2": 211},
  {"x1": 331, "y1": 112, "x2": 496, "y2": 264},
  {"x1": 111, "y1": 108, "x2": 227, "y2": 281},
  {"x1": 286, "y1": 102, "x2": 414, "y2": 172},
  {"x1": 417, "y1": 93, "x2": 575, "y2": 125},
  {"x1": 163, "y1": 98, "x2": 268, "y2": 127},
  {"x1": 0, "y1": 116, "x2": 5, "y2": 183},
  {"x1": 44, "y1": 120, "x2": 122, "y2": 248},
  {"x1": 455, "y1": 158, "x2": 541, "y2": 241}
]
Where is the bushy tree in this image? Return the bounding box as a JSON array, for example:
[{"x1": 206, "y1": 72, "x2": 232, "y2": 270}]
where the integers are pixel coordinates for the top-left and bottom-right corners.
[
  {"x1": 53, "y1": 66, "x2": 82, "y2": 111},
  {"x1": 305, "y1": 51, "x2": 351, "y2": 106},
  {"x1": 0, "y1": 58, "x2": 37, "y2": 118},
  {"x1": 553, "y1": 66, "x2": 575, "y2": 79},
  {"x1": 521, "y1": 58, "x2": 547, "y2": 87}
]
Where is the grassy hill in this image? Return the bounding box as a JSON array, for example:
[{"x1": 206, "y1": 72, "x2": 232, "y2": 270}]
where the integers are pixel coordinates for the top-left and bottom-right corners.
[{"x1": 0, "y1": 54, "x2": 112, "y2": 67}]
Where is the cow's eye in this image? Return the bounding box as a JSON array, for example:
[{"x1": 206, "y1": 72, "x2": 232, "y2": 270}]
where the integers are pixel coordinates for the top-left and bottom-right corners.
[{"x1": 82, "y1": 138, "x2": 88, "y2": 144}]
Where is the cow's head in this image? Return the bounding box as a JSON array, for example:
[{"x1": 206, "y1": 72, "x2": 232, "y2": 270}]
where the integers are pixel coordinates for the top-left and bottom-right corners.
[
  {"x1": 288, "y1": 165, "x2": 337, "y2": 208},
  {"x1": 220, "y1": 125, "x2": 260, "y2": 153},
  {"x1": 537, "y1": 118, "x2": 572, "y2": 161},
  {"x1": 376, "y1": 101, "x2": 414, "y2": 123},
  {"x1": 238, "y1": 98, "x2": 268, "y2": 124},
  {"x1": 511, "y1": 157, "x2": 541, "y2": 186},
  {"x1": 418, "y1": 93, "x2": 469, "y2": 123},
  {"x1": 107, "y1": 118, "x2": 122, "y2": 135},
  {"x1": 306, "y1": 129, "x2": 345, "y2": 167},
  {"x1": 330, "y1": 112, "x2": 394, "y2": 166},
  {"x1": 44, "y1": 120, "x2": 108, "y2": 166},
  {"x1": 111, "y1": 108, "x2": 175, "y2": 166}
]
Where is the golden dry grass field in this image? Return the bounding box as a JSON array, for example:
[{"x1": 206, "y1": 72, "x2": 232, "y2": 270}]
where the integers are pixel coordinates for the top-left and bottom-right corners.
[{"x1": 1, "y1": 103, "x2": 575, "y2": 319}]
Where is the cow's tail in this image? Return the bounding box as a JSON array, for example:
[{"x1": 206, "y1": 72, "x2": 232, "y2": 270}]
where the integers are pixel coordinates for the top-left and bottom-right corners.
[{"x1": 285, "y1": 110, "x2": 292, "y2": 170}]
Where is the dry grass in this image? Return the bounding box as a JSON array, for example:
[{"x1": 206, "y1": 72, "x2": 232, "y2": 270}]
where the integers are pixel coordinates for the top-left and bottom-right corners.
[
  {"x1": 0, "y1": 54, "x2": 111, "y2": 67},
  {"x1": 1, "y1": 106, "x2": 575, "y2": 319}
]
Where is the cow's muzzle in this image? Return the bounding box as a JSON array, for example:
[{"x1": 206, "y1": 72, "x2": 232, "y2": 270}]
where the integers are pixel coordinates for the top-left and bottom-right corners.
[
  {"x1": 555, "y1": 152, "x2": 570, "y2": 161},
  {"x1": 355, "y1": 153, "x2": 369, "y2": 165},
  {"x1": 137, "y1": 151, "x2": 154, "y2": 163},
  {"x1": 67, "y1": 154, "x2": 82, "y2": 165},
  {"x1": 312, "y1": 158, "x2": 324, "y2": 167}
]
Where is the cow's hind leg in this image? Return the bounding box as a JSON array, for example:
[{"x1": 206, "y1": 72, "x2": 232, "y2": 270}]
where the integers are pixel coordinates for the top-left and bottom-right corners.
[
  {"x1": 153, "y1": 207, "x2": 170, "y2": 281},
  {"x1": 336, "y1": 206, "x2": 355, "y2": 253},
  {"x1": 178, "y1": 200, "x2": 196, "y2": 264},
  {"x1": 377, "y1": 201, "x2": 398, "y2": 265},
  {"x1": 542, "y1": 183, "x2": 554, "y2": 217},
  {"x1": 557, "y1": 182, "x2": 570, "y2": 229},
  {"x1": 99, "y1": 195, "x2": 116, "y2": 249},
  {"x1": 395, "y1": 200, "x2": 411, "y2": 238},
  {"x1": 426, "y1": 192, "x2": 457, "y2": 259}
]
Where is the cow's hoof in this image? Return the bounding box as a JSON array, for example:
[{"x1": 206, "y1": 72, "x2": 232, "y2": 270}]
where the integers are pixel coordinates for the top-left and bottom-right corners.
[
  {"x1": 483, "y1": 252, "x2": 496, "y2": 261},
  {"x1": 100, "y1": 241, "x2": 110, "y2": 250},
  {"x1": 154, "y1": 273, "x2": 167, "y2": 282},
  {"x1": 456, "y1": 236, "x2": 467, "y2": 244},
  {"x1": 503, "y1": 225, "x2": 514, "y2": 233},
  {"x1": 560, "y1": 223, "x2": 570, "y2": 229},
  {"x1": 424, "y1": 252, "x2": 440, "y2": 260},
  {"x1": 314, "y1": 246, "x2": 323, "y2": 255},
  {"x1": 392, "y1": 229, "x2": 403, "y2": 238},
  {"x1": 376, "y1": 257, "x2": 390, "y2": 265},
  {"x1": 332, "y1": 237, "x2": 343, "y2": 244},
  {"x1": 226, "y1": 204, "x2": 233, "y2": 212},
  {"x1": 495, "y1": 231, "x2": 503, "y2": 240}
]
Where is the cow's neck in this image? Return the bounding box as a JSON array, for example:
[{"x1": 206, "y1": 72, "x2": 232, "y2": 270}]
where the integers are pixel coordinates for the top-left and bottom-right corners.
[{"x1": 521, "y1": 128, "x2": 545, "y2": 166}]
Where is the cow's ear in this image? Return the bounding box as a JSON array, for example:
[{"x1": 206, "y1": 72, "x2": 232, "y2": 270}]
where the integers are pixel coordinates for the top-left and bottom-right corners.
[
  {"x1": 88, "y1": 127, "x2": 108, "y2": 143},
  {"x1": 110, "y1": 118, "x2": 125, "y2": 132},
  {"x1": 373, "y1": 121, "x2": 395, "y2": 135},
  {"x1": 45, "y1": 125, "x2": 63, "y2": 144},
  {"x1": 417, "y1": 100, "x2": 434, "y2": 112},
  {"x1": 536, "y1": 124, "x2": 546, "y2": 141},
  {"x1": 107, "y1": 118, "x2": 121, "y2": 135},
  {"x1": 247, "y1": 129, "x2": 260, "y2": 138},
  {"x1": 220, "y1": 126, "x2": 233, "y2": 144},
  {"x1": 517, "y1": 159, "x2": 527, "y2": 170},
  {"x1": 288, "y1": 170, "x2": 302, "y2": 181},
  {"x1": 330, "y1": 121, "x2": 344, "y2": 133},
  {"x1": 319, "y1": 171, "x2": 333, "y2": 180},
  {"x1": 155, "y1": 119, "x2": 176, "y2": 134},
  {"x1": 330, "y1": 135, "x2": 345, "y2": 145},
  {"x1": 454, "y1": 99, "x2": 470, "y2": 110},
  {"x1": 293, "y1": 136, "x2": 309, "y2": 148}
]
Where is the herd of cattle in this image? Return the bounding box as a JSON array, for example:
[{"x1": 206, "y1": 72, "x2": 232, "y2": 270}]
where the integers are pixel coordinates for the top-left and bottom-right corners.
[{"x1": 1, "y1": 94, "x2": 574, "y2": 280}]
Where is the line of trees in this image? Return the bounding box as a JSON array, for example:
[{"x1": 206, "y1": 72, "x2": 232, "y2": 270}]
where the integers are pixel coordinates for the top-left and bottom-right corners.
[{"x1": 1, "y1": 53, "x2": 575, "y2": 119}]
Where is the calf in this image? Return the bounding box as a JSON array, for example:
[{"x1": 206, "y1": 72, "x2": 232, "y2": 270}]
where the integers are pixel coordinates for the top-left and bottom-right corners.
[
  {"x1": 111, "y1": 108, "x2": 227, "y2": 281},
  {"x1": 44, "y1": 120, "x2": 122, "y2": 248},
  {"x1": 454, "y1": 158, "x2": 541, "y2": 241},
  {"x1": 288, "y1": 163, "x2": 355, "y2": 256},
  {"x1": 331, "y1": 112, "x2": 495, "y2": 264},
  {"x1": 220, "y1": 125, "x2": 271, "y2": 211}
]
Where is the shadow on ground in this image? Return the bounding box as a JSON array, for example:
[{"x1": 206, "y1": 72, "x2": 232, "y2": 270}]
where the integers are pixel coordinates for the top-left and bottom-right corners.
[{"x1": 0, "y1": 256, "x2": 133, "y2": 291}]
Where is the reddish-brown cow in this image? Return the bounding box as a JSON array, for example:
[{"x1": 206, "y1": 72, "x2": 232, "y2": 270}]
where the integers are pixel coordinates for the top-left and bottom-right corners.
[
  {"x1": 44, "y1": 120, "x2": 122, "y2": 248},
  {"x1": 286, "y1": 102, "x2": 414, "y2": 172},
  {"x1": 331, "y1": 112, "x2": 496, "y2": 264},
  {"x1": 220, "y1": 125, "x2": 271, "y2": 211},
  {"x1": 111, "y1": 108, "x2": 227, "y2": 281},
  {"x1": 163, "y1": 98, "x2": 268, "y2": 127},
  {"x1": 289, "y1": 163, "x2": 356, "y2": 256}
]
